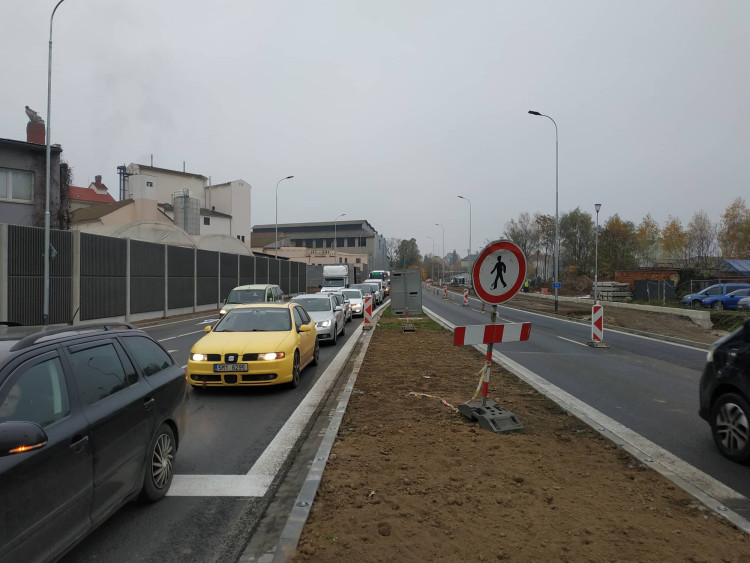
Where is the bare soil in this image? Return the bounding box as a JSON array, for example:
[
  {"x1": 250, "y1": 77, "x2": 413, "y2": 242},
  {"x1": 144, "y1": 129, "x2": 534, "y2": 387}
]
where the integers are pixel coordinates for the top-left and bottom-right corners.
[{"x1": 293, "y1": 300, "x2": 749, "y2": 562}]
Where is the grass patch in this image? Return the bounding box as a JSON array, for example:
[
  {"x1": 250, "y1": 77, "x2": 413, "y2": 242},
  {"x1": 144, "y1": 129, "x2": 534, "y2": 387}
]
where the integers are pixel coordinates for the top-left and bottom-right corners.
[
  {"x1": 376, "y1": 307, "x2": 444, "y2": 332},
  {"x1": 709, "y1": 311, "x2": 749, "y2": 332}
]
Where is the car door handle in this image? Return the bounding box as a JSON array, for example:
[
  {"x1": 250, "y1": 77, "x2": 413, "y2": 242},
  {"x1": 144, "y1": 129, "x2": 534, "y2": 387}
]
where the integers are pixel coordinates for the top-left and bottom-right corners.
[
  {"x1": 143, "y1": 397, "x2": 155, "y2": 410},
  {"x1": 70, "y1": 435, "x2": 89, "y2": 453}
]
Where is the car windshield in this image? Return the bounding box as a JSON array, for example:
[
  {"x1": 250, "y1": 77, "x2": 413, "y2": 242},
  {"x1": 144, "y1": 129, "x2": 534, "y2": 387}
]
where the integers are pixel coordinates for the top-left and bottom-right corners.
[
  {"x1": 226, "y1": 289, "x2": 265, "y2": 304},
  {"x1": 342, "y1": 291, "x2": 361, "y2": 299},
  {"x1": 728, "y1": 289, "x2": 750, "y2": 297},
  {"x1": 351, "y1": 285, "x2": 372, "y2": 294},
  {"x1": 292, "y1": 297, "x2": 332, "y2": 312},
  {"x1": 213, "y1": 307, "x2": 291, "y2": 332},
  {"x1": 322, "y1": 279, "x2": 345, "y2": 287}
]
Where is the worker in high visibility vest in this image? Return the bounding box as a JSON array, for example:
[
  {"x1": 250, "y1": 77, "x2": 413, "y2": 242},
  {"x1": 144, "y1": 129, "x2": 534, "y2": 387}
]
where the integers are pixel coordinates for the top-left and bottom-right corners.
[{"x1": 523, "y1": 279, "x2": 530, "y2": 293}]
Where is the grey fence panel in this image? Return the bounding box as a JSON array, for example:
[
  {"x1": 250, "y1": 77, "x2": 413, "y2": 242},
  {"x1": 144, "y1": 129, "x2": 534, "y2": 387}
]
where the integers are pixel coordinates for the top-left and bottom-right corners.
[
  {"x1": 269, "y1": 258, "x2": 280, "y2": 286},
  {"x1": 80, "y1": 233, "x2": 126, "y2": 320},
  {"x1": 633, "y1": 280, "x2": 676, "y2": 303},
  {"x1": 168, "y1": 246, "x2": 194, "y2": 309},
  {"x1": 239, "y1": 255, "x2": 255, "y2": 285},
  {"x1": 220, "y1": 253, "x2": 238, "y2": 302},
  {"x1": 279, "y1": 260, "x2": 290, "y2": 295},
  {"x1": 8, "y1": 225, "x2": 72, "y2": 325},
  {"x1": 256, "y1": 257, "x2": 269, "y2": 284},
  {"x1": 196, "y1": 249, "x2": 219, "y2": 306},
  {"x1": 131, "y1": 240, "x2": 165, "y2": 314}
]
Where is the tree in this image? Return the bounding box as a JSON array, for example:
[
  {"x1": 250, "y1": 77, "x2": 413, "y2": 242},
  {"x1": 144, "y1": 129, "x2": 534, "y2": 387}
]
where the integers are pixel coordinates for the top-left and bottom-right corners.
[
  {"x1": 534, "y1": 213, "x2": 555, "y2": 280},
  {"x1": 686, "y1": 211, "x2": 717, "y2": 270},
  {"x1": 503, "y1": 212, "x2": 539, "y2": 261},
  {"x1": 395, "y1": 238, "x2": 421, "y2": 269},
  {"x1": 661, "y1": 216, "x2": 689, "y2": 267},
  {"x1": 386, "y1": 237, "x2": 402, "y2": 267},
  {"x1": 718, "y1": 198, "x2": 750, "y2": 259},
  {"x1": 559, "y1": 207, "x2": 594, "y2": 275},
  {"x1": 598, "y1": 215, "x2": 636, "y2": 276},
  {"x1": 634, "y1": 214, "x2": 660, "y2": 268}
]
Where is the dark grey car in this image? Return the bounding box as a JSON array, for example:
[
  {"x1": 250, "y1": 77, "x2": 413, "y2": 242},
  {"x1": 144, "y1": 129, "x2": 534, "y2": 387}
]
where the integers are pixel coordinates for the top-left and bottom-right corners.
[{"x1": 0, "y1": 323, "x2": 189, "y2": 562}]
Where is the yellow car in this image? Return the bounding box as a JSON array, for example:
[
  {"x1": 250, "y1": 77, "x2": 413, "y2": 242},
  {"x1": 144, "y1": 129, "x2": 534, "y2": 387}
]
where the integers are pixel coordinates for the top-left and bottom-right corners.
[{"x1": 187, "y1": 302, "x2": 318, "y2": 389}]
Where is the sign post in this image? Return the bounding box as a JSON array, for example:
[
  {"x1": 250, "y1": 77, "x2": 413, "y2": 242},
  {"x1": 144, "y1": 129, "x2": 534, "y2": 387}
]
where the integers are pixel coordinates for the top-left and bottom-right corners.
[
  {"x1": 588, "y1": 303, "x2": 609, "y2": 347},
  {"x1": 454, "y1": 240, "x2": 529, "y2": 433}
]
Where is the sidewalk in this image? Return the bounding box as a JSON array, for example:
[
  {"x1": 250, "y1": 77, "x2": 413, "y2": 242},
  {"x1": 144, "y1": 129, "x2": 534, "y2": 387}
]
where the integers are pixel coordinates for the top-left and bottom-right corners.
[{"x1": 288, "y1": 312, "x2": 748, "y2": 561}]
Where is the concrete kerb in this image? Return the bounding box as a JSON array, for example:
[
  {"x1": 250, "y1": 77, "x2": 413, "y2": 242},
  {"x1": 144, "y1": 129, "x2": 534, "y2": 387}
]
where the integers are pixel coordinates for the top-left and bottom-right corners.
[
  {"x1": 267, "y1": 301, "x2": 389, "y2": 562},
  {"x1": 423, "y1": 305, "x2": 750, "y2": 537}
]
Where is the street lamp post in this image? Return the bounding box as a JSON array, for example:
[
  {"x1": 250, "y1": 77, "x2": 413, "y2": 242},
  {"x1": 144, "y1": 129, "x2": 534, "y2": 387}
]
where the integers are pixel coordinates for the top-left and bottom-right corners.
[
  {"x1": 334, "y1": 213, "x2": 346, "y2": 258},
  {"x1": 594, "y1": 203, "x2": 601, "y2": 304},
  {"x1": 457, "y1": 195, "x2": 471, "y2": 262},
  {"x1": 274, "y1": 175, "x2": 294, "y2": 258},
  {"x1": 434, "y1": 223, "x2": 444, "y2": 284},
  {"x1": 43, "y1": 0, "x2": 67, "y2": 325},
  {"x1": 528, "y1": 110, "x2": 559, "y2": 312},
  {"x1": 427, "y1": 236, "x2": 435, "y2": 280}
]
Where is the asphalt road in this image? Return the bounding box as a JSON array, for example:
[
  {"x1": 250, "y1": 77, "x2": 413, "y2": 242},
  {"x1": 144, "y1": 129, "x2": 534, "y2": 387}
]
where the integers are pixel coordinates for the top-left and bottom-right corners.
[
  {"x1": 423, "y1": 289, "x2": 750, "y2": 519},
  {"x1": 61, "y1": 310, "x2": 367, "y2": 562}
]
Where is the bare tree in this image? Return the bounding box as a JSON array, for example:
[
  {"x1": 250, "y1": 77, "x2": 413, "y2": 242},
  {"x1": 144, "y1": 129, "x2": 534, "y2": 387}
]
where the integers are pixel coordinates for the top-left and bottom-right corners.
[
  {"x1": 686, "y1": 211, "x2": 718, "y2": 269},
  {"x1": 385, "y1": 237, "x2": 402, "y2": 267},
  {"x1": 718, "y1": 198, "x2": 750, "y2": 259}
]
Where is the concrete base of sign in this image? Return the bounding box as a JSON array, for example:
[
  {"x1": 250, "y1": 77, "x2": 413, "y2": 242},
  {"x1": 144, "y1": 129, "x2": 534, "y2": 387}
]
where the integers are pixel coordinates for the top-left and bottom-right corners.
[
  {"x1": 362, "y1": 325, "x2": 373, "y2": 331},
  {"x1": 401, "y1": 324, "x2": 416, "y2": 332},
  {"x1": 588, "y1": 341, "x2": 610, "y2": 348},
  {"x1": 457, "y1": 400, "x2": 524, "y2": 434}
]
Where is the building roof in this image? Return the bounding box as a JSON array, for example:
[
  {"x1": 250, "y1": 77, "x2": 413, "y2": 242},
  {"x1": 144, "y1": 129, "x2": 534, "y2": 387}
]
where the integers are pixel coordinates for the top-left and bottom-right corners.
[
  {"x1": 0, "y1": 137, "x2": 62, "y2": 154},
  {"x1": 129, "y1": 163, "x2": 208, "y2": 181},
  {"x1": 68, "y1": 185, "x2": 116, "y2": 204},
  {"x1": 253, "y1": 219, "x2": 378, "y2": 236},
  {"x1": 70, "y1": 199, "x2": 134, "y2": 223},
  {"x1": 723, "y1": 259, "x2": 750, "y2": 275}
]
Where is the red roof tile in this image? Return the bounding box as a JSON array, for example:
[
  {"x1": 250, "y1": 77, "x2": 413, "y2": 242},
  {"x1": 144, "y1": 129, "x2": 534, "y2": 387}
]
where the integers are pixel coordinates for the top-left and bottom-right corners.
[{"x1": 68, "y1": 185, "x2": 115, "y2": 203}]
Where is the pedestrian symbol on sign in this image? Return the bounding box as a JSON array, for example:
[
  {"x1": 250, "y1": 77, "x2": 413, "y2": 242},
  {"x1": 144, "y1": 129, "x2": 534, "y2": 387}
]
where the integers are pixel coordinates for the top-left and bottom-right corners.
[{"x1": 490, "y1": 255, "x2": 507, "y2": 289}]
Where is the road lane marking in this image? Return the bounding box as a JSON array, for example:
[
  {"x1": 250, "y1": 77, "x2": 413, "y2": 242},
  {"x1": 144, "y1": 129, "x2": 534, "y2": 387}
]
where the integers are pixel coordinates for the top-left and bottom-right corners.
[
  {"x1": 159, "y1": 331, "x2": 204, "y2": 342},
  {"x1": 557, "y1": 336, "x2": 588, "y2": 347}
]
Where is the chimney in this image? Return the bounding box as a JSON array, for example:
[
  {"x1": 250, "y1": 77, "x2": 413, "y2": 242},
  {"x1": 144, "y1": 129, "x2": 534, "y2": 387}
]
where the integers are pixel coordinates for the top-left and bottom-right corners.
[
  {"x1": 27, "y1": 122, "x2": 45, "y2": 144},
  {"x1": 95, "y1": 175, "x2": 102, "y2": 186}
]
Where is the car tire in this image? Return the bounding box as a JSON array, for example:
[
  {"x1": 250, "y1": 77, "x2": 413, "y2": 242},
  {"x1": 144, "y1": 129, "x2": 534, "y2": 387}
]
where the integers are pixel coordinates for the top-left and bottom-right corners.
[
  {"x1": 331, "y1": 326, "x2": 337, "y2": 345},
  {"x1": 691, "y1": 300, "x2": 702, "y2": 307},
  {"x1": 312, "y1": 340, "x2": 320, "y2": 366},
  {"x1": 340, "y1": 320, "x2": 346, "y2": 336},
  {"x1": 712, "y1": 301, "x2": 723, "y2": 310},
  {"x1": 288, "y1": 351, "x2": 300, "y2": 388},
  {"x1": 140, "y1": 423, "x2": 176, "y2": 502},
  {"x1": 710, "y1": 392, "x2": 750, "y2": 463}
]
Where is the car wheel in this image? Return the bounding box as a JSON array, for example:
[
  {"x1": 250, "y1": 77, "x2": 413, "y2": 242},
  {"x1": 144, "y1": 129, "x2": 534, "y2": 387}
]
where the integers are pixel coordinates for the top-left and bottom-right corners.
[
  {"x1": 331, "y1": 326, "x2": 337, "y2": 345},
  {"x1": 288, "y1": 351, "x2": 300, "y2": 388},
  {"x1": 710, "y1": 392, "x2": 750, "y2": 463},
  {"x1": 341, "y1": 320, "x2": 346, "y2": 336},
  {"x1": 312, "y1": 340, "x2": 320, "y2": 366},
  {"x1": 141, "y1": 424, "x2": 176, "y2": 502},
  {"x1": 691, "y1": 300, "x2": 702, "y2": 307},
  {"x1": 712, "y1": 301, "x2": 723, "y2": 310}
]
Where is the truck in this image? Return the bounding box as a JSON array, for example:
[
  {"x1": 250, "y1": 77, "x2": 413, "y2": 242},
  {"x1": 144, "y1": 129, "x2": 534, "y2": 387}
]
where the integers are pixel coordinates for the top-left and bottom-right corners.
[
  {"x1": 369, "y1": 270, "x2": 391, "y2": 295},
  {"x1": 320, "y1": 264, "x2": 350, "y2": 293}
]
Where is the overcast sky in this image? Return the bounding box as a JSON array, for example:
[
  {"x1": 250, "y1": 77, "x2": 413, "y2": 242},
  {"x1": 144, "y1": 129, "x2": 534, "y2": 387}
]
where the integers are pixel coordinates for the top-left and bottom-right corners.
[{"x1": 4, "y1": 1, "x2": 748, "y2": 258}]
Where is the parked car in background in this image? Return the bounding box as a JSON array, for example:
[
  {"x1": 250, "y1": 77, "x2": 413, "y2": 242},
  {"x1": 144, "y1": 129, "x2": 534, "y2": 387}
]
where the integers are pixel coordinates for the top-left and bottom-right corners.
[
  {"x1": 0, "y1": 323, "x2": 189, "y2": 562},
  {"x1": 681, "y1": 283, "x2": 750, "y2": 307},
  {"x1": 350, "y1": 283, "x2": 377, "y2": 309},
  {"x1": 702, "y1": 288, "x2": 750, "y2": 310},
  {"x1": 220, "y1": 284, "x2": 284, "y2": 316},
  {"x1": 329, "y1": 291, "x2": 353, "y2": 323},
  {"x1": 291, "y1": 293, "x2": 345, "y2": 345},
  {"x1": 188, "y1": 302, "x2": 318, "y2": 389},
  {"x1": 738, "y1": 296, "x2": 750, "y2": 312},
  {"x1": 342, "y1": 288, "x2": 365, "y2": 317},
  {"x1": 699, "y1": 318, "x2": 750, "y2": 463}
]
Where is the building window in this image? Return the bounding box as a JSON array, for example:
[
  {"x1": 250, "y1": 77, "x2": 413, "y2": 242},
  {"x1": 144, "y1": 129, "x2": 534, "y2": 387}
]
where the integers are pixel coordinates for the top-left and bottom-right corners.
[
  {"x1": 348, "y1": 237, "x2": 355, "y2": 247},
  {"x1": 356, "y1": 258, "x2": 361, "y2": 264},
  {"x1": 203, "y1": 217, "x2": 210, "y2": 225},
  {"x1": 315, "y1": 239, "x2": 324, "y2": 249},
  {"x1": 0, "y1": 168, "x2": 33, "y2": 201},
  {"x1": 306, "y1": 240, "x2": 313, "y2": 249},
  {"x1": 359, "y1": 237, "x2": 367, "y2": 246},
  {"x1": 241, "y1": 235, "x2": 245, "y2": 242},
  {"x1": 146, "y1": 181, "x2": 153, "y2": 187}
]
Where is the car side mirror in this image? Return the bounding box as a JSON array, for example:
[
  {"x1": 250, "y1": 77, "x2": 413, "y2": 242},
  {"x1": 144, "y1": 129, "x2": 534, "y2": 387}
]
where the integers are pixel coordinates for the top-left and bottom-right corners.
[
  {"x1": 0, "y1": 421, "x2": 48, "y2": 457},
  {"x1": 204, "y1": 325, "x2": 212, "y2": 333},
  {"x1": 299, "y1": 324, "x2": 312, "y2": 333},
  {"x1": 335, "y1": 305, "x2": 342, "y2": 311}
]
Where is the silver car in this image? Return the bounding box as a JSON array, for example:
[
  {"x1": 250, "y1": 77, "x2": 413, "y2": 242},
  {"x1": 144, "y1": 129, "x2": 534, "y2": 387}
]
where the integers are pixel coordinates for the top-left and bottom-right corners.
[
  {"x1": 330, "y1": 292, "x2": 353, "y2": 323},
  {"x1": 341, "y1": 289, "x2": 364, "y2": 317},
  {"x1": 738, "y1": 296, "x2": 750, "y2": 312},
  {"x1": 350, "y1": 283, "x2": 377, "y2": 310},
  {"x1": 291, "y1": 293, "x2": 345, "y2": 345}
]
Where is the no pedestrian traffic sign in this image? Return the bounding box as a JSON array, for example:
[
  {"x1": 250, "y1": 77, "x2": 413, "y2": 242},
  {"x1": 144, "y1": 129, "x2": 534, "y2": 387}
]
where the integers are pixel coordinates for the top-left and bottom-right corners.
[{"x1": 472, "y1": 240, "x2": 527, "y2": 305}]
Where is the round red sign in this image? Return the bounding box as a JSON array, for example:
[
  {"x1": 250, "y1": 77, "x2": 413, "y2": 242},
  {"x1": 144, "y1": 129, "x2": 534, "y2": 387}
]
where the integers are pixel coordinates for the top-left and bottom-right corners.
[{"x1": 471, "y1": 240, "x2": 527, "y2": 305}]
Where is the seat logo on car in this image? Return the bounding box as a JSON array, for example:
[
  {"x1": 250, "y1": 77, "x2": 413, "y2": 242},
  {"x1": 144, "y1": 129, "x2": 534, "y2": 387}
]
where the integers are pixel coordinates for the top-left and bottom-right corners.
[{"x1": 226, "y1": 354, "x2": 238, "y2": 363}]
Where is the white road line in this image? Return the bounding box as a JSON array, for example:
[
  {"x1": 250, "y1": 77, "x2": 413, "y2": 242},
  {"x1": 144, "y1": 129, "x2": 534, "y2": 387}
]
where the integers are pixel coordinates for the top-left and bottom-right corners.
[
  {"x1": 159, "y1": 331, "x2": 203, "y2": 342},
  {"x1": 557, "y1": 335, "x2": 588, "y2": 347},
  {"x1": 167, "y1": 323, "x2": 364, "y2": 497}
]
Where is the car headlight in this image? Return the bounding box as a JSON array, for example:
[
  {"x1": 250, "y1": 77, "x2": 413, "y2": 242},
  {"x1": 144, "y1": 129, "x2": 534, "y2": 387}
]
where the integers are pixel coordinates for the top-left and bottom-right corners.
[
  {"x1": 220, "y1": 309, "x2": 228, "y2": 315},
  {"x1": 317, "y1": 320, "x2": 332, "y2": 328},
  {"x1": 191, "y1": 353, "x2": 208, "y2": 361},
  {"x1": 259, "y1": 352, "x2": 285, "y2": 361}
]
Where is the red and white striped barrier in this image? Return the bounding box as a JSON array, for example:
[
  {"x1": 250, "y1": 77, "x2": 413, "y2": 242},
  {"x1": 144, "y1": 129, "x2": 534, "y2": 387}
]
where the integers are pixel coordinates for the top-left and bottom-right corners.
[
  {"x1": 463, "y1": 288, "x2": 469, "y2": 307},
  {"x1": 591, "y1": 304, "x2": 603, "y2": 343},
  {"x1": 453, "y1": 322, "x2": 532, "y2": 347},
  {"x1": 363, "y1": 296, "x2": 373, "y2": 326},
  {"x1": 443, "y1": 286, "x2": 448, "y2": 299}
]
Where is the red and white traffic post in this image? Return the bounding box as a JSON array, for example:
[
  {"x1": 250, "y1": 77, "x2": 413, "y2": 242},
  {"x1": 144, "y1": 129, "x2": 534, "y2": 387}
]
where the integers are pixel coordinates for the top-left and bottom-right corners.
[
  {"x1": 588, "y1": 303, "x2": 608, "y2": 347},
  {"x1": 463, "y1": 288, "x2": 469, "y2": 307},
  {"x1": 362, "y1": 296, "x2": 373, "y2": 331}
]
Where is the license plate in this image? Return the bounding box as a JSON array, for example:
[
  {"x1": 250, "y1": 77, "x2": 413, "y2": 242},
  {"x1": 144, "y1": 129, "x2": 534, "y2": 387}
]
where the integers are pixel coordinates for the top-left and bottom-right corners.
[{"x1": 214, "y1": 363, "x2": 248, "y2": 372}]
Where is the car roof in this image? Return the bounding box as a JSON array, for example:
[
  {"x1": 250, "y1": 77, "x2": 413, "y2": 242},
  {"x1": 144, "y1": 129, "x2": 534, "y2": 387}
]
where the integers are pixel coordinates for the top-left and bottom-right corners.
[
  {"x1": 231, "y1": 302, "x2": 294, "y2": 311},
  {"x1": 230, "y1": 284, "x2": 280, "y2": 290},
  {"x1": 0, "y1": 323, "x2": 145, "y2": 354}
]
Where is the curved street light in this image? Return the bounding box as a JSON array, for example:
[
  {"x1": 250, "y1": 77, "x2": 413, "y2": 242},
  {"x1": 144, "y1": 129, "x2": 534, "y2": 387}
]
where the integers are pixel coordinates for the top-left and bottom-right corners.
[
  {"x1": 43, "y1": 0, "x2": 67, "y2": 325},
  {"x1": 274, "y1": 175, "x2": 294, "y2": 258},
  {"x1": 457, "y1": 195, "x2": 471, "y2": 261},
  {"x1": 528, "y1": 110, "x2": 559, "y2": 312},
  {"x1": 594, "y1": 203, "x2": 602, "y2": 303},
  {"x1": 334, "y1": 213, "x2": 346, "y2": 257}
]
